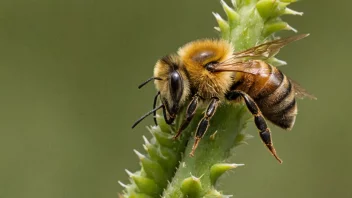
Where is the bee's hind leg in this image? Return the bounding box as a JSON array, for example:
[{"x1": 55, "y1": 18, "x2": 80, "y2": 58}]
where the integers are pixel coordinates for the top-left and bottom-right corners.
[
  {"x1": 190, "y1": 97, "x2": 220, "y2": 156},
  {"x1": 226, "y1": 90, "x2": 282, "y2": 163},
  {"x1": 174, "y1": 95, "x2": 200, "y2": 139}
]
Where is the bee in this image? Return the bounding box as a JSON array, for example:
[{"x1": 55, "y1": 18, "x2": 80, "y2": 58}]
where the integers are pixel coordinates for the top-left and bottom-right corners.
[{"x1": 132, "y1": 34, "x2": 315, "y2": 163}]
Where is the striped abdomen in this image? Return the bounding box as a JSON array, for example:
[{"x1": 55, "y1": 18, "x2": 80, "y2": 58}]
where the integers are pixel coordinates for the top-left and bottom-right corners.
[{"x1": 231, "y1": 62, "x2": 297, "y2": 130}]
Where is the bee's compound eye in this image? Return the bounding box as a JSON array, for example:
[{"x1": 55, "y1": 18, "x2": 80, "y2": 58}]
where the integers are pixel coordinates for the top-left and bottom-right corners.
[
  {"x1": 169, "y1": 71, "x2": 183, "y2": 102},
  {"x1": 205, "y1": 61, "x2": 218, "y2": 72}
]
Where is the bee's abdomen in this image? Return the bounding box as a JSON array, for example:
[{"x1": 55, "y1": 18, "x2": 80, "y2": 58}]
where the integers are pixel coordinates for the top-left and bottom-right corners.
[{"x1": 253, "y1": 67, "x2": 297, "y2": 130}]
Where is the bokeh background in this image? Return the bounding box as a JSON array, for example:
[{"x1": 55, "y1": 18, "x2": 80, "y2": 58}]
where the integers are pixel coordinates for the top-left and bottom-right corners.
[{"x1": 0, "y1": 0, "x2": 350, "y2": 198}]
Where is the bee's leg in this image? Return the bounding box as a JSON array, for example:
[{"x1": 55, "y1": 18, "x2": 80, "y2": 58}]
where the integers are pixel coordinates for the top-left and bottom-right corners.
[
  {"x1": 226, "y1": 90, "x2": 283, "y2": 163},
  {"x1": 162, "y1": 104, "x2": 175, "y2": 125},
  {"x1": 174, "y1": 95, "x2": 200, "y2": 139},
  {"x1": 190, "y1": 97, "x2": 220, "y2": 156},
  {"x1": 153, "y1": 91, "x2": 160, "y2": 126}
]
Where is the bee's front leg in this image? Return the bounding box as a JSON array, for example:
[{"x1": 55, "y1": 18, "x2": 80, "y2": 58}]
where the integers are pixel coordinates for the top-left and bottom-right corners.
[
  {"x1": 174, "y1": 95, "x2": 200, "y2": 139},
  {"x1": 190, "y1": 97, "x2": 220, "y2": 156},
  {"x1": 152, "y1": 91, "x2": 160, "y2": 126}
]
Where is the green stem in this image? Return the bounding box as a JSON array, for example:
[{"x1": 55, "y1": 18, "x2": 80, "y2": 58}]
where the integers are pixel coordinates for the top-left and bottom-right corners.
[{"x1": 163, "y1": 105, "x2": 250, "y2": 197}]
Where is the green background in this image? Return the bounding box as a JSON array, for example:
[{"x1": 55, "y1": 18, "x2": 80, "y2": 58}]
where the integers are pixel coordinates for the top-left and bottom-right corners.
[{"x1": 0, "y1": 0, "x2": 350, "y2": 198}]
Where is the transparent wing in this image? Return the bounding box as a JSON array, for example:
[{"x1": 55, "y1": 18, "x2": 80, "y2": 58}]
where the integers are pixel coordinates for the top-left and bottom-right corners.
[
  {"x1": 289, "y1": 78, "x2": 317, "y2": 100},
  {"x1": 212, "y1": 60, "x2": 271, "y2": 76},
  {"x1": 232, "y1": 34, "x2": 309, "y2": 60}
]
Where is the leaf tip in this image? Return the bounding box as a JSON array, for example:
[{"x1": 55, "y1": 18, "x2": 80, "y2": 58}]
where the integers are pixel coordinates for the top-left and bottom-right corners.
[{"x1": 134, "y1": 149, "x2": 146, "y2": 160}]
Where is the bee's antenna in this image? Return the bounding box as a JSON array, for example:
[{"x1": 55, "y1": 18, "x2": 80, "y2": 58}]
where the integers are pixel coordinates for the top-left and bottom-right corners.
[
  {"x1": 138, "y1": 77, "x2": 163, "y2": 89},
  {"x1": 132, "y1": 104, "x2": 164, "y2": 129}
]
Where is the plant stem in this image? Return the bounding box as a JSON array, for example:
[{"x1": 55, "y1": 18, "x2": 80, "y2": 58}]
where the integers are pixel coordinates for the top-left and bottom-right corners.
[{"x1": 163, "y1": 105, "x2": 250, "y2": 197}]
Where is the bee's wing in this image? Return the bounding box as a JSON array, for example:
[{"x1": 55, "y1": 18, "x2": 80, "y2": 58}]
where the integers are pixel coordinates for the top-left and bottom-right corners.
[
  {"x1": 289, "y1": 78, "x2": 317, "y2": 100},
  {"x1": 212, "y1": 60, "x2": 271, "y2": 76},
  {"x1": 233, "y1": 34, "x2": 309, "y2": 60},
  {"x1": 213, "y1": 61, "x2": 317, "y2": 100}
]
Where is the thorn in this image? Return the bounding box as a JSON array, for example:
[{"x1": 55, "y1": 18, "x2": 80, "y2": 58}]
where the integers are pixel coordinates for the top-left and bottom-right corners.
[
  {"x1": 210, "y1": 163, "x2": 245, "y2": 185},
  {"x1": 285, "y1": 7, "x2": 303, "y2": 16},
  {"x1": 220, "y1": 0, "x2": 226, "y2": 6},
  {"x1": 286, "y1": 24, "x2": 298, "y2": 33},
  {"x1": 231, "y1": 0, "x2": 237, "y2": 8},
  {"x1": 142, "y1": 144, "x2": 148, "y2": 151},
  {"x1": 198, "y1": 173, "x2": 205, "y2": 179},
  {"x1": 210, "y1": 130, "x2": 218, "y2": 140},
  {"x1": 212, "y1": 12, "x2": 229, "y2": 28},
  {"x1": 220, "y1": 0, "x2": 240, "y2": 25},
  {"x1": 133, "y1": 149, "x2": 145, "y2": 159},
  {"x1": 191, "y1": 175, "x2": 200, "y2": 181},
  {"x1": 214, "y1": 27, "x2": 221, "y2": 31},
  {"x1": 146, "y1": 126, "x2": 152, "y2": 132},
  {"x1": 212, "y1": 12, "x2": 221, "y2": 19},
  {"x1": 231, "y1": 163, "x2": 245, "y2": 167},
  {"x1": 150, "y1": 125, "x2": 158, "y2": 130},
  {"x1": 142, "y1": 136, "x2": 150, "y2": 145},
  {"x1": 118, "y1": 181, "x2": 127, "y2": 188},
  {"x1": 125, "y1": 169, "x2": 133, "y2": 177}
]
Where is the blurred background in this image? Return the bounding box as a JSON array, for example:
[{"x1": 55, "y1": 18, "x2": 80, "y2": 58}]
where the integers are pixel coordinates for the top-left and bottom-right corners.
[{"x1": 0, "y1": 0, "x2": 350, "y2": 198}]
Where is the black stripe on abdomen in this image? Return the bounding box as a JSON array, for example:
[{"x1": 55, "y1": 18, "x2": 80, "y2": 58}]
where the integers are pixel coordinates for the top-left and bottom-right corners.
[
  {"x1": 268, "y1": 98, "x2": 297, "y2": 130},
  {"x1": 257, "y1": 77, "x2": 297, "y2": 129}
]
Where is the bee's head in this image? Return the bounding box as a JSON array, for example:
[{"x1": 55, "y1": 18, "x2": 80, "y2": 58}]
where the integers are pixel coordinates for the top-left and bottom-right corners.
[{"x1": 154, "y1": 54, "x2": 190, "y2": 118}]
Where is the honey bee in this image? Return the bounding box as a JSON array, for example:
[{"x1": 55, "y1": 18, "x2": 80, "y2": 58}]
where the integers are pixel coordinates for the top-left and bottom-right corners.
[{"x1": 132, "y1": 34, "x2": 315, "y2": 163}]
